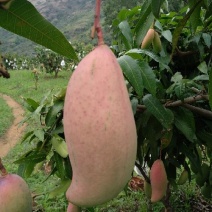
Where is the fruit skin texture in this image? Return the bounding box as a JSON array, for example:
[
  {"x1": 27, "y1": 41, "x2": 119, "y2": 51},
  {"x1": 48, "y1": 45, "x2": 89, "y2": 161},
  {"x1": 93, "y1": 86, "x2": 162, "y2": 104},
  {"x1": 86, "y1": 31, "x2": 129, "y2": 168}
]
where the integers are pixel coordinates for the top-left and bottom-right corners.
[
  {"x1": 177, "y1": 169, "x2": 188, "y2": 185},
  {"x1": 150, "y1": 159, "x2": 168, "y2": 203},
  {"x1": 0, "y1": 174, "x2": 32, "y2": 212},
  {"x1": 152, "y1": 31, "x2": 162, "y2": 53},
  {"x1": 141, "y1": 29, "x2": 155, "y2": 49},
  {"x1": 64, "y1": 44, "x2": 137, "y2": 207}
]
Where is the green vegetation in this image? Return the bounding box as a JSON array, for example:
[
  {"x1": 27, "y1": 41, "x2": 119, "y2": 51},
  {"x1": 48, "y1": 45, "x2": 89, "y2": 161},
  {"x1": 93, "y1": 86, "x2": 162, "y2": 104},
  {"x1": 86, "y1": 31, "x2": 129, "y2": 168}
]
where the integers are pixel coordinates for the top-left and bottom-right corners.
[
  {"x1": 0, "y1": 96, "x2": 13, "y2": 137},
  {"x1": 0, "y1": 70, "x2": 71, "y2": 103},
  {"x1": 0, "y1": 0, "x2": 212, "y2": 211}
]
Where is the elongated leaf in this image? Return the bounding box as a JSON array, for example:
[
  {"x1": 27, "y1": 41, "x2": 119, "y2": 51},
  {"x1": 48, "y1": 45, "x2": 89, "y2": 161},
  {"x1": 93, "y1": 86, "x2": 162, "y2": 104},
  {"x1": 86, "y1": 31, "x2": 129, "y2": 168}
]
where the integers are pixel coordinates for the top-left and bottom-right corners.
[
  {"x1": 134, "y1": 0, "x2": 154, "y2": 46},
  {"x1": 162, "y1": 30, "x2": 172, "y2": 43},
  {"x1": 54, "y1": 152, "x2": 66, "y2": 179},
  {"x1": 151, "y1": 0, "x2": 165, "y2": 19},
  {"x1": 34, "y1": 129, "x2": 45, "y2": 142},
  {"x1": 202, "y1": 33, "x2": 211, "y2": 48},
  {"x1": 143, "y1": 94, "x2": 174, "y2": 129},
  {"x1": 118, "y1": 20, "x2": 133, "y2": 50},
  {"x1": 15, "y1": 152, "x2": 46, "y2": 164},
  {"x1": 45, "y1": 100, "x2": 64, "y2": 127},
  {"x1": 209, "y1": 69, "x2": 212, "y2": 110},
  {"x1": 126, "y1": 49, "x2": 171, "y2": 71},
  {"x1": 188, "y1": 0, "x2": 202, "y2": 33},
  {"x1": 0, "y1": 0, "x2": 78, "y2": 60},
  {"x1": 139, "y1": 61, "x2": 157, "y2": 95},
  {"x1": 172, "y1": 0, "x2": 203, "y2": 55},
  {"x1": 174, "y1": 107, "x2": 197, "y2": 142},
  {"x1": 118, "y1": 55, "x2": 143, "y2": 97},
  {"x1": 179, "y1": 143, "x2": 202, "y2": 173}
]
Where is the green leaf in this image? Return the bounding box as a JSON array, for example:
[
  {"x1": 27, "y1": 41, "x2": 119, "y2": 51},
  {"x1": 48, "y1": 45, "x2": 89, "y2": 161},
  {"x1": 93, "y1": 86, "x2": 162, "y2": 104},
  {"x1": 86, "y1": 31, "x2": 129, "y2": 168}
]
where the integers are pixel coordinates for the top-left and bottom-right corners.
[
  {"x1": 188, "y1": 0, "x2": 202, "y2": 33},
  {"x1": 162, "y1": 30, "x2": 172, "y2": 43},
  {"x1": 45, "y1": 100, "x2": 64, "y2": 127},
  {"x1": 22, "y1": 97, "x2": 39, "y2": 112},
  {"x1": 143, "y1": 94, "x2": 174, "y2": 129},
  {"x1": 118, "y1": 20, "x2": 133, "y2": 50},
  {"x1": 21, "y1": 131, "x2": 34, "y2": 143},
  {"x1": 131, "y1": 97, "x2": 138, "y2": 115},
  {"x1": 151, "y1": 0, "x2": 165, "y2": 19},
  {"x1": 34, "y1": 129, "x2": 45, "y2": 142},
  {"x1": 17, "y1": 163, "x2": 35, "y2": 178},
  {"x1": 126, "y1": 49, "x2": 171, "y2": 71},
  {"x1": 0, "y1": 0, "x2": 78, "y2": 60},
  {"x1": 172, "y1": 0, "x2": 203, "y2": 55},
  {"x1": 134, "y1": 0, "x2": 154, "y2": 46},
  {"x1": 205, "y1": 1, "x2": 212, "y2": 20},
  {"x1": 174, "y1": 107, "x2": 197, "y2": 142},
  {"x1": 49, "y1": 179, "x2": 71, "y2": 199},
  {"x1": 54, "y1": 152, "x2": 66, "y2": 179},
  {"x1": 202, "y1": 33, "x2": 211, "y2": 48},
  {"x1": 118, "y1": 55, "x2": 143, "y2": 97},
  {"x1": 209, "y1": 70, "x2": 212, "y2": 110},
  {"x1": 15, "y1": 151, "x2": 46, "y2": 164},
  {"x1": 193, "y1": 74, "x2": 209, "y2": 81},
  {"x1": 139, "y1": 61, "x2": 157, "y2": 96},
  {"x1": 179, "y1": 143, "x2": 202, "y2": 173},
  {"x1": 197, "y1": 131, "x2": 212, "y2": 148}
]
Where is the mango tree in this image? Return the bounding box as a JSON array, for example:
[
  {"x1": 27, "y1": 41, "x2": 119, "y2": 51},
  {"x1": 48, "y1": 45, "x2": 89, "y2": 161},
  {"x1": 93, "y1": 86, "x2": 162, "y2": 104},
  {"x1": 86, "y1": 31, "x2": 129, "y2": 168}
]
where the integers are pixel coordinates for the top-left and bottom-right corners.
[{"x1": 0, "y1": 0, "x2": 212, "y2": 211}]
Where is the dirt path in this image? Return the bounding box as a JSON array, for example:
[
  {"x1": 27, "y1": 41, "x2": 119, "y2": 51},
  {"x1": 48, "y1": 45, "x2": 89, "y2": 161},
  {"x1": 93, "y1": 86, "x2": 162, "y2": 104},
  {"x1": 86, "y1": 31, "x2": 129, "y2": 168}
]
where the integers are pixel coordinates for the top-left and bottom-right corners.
[{"x1": 0, "y1": 94, "x2": 27, "y2": 158}]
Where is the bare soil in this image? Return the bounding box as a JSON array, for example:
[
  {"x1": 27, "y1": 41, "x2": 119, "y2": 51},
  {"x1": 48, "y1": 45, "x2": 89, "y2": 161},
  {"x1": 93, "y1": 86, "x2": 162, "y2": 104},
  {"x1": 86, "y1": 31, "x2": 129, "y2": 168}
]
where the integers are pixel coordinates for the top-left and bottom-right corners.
[{"x1": 0, "y1": 94, "x2": 27, "y2": 158}]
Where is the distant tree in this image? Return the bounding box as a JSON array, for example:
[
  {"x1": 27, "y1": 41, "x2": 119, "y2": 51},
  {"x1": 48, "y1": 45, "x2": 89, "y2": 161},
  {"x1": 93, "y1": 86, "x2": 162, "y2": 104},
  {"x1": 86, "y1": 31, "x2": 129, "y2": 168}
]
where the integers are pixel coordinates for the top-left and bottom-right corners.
[{"x1": 102, "y1": 0, "x2": 144, "y2": 40}]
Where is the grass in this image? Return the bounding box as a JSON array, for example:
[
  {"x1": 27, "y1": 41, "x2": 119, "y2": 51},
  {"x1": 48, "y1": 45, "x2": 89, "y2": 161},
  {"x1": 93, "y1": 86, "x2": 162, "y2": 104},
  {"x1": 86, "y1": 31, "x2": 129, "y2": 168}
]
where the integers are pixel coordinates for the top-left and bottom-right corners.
[
  {"x1": 1, "y1": 70, "x2": 211, "y2": 211},
  {"x1": 0, "y1": 70, "x2": 71, "y2": 103},
  {"x1": 0, "y1": 96, "x2": 13, "y2": 137}
]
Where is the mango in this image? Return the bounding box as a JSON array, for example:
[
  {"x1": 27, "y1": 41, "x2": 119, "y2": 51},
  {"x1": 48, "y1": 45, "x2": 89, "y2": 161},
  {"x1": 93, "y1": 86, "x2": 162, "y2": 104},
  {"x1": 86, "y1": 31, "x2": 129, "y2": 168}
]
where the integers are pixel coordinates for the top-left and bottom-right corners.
[
  {"x1": 144, "y1": 180, "x2": 152, "y2": 198},
  {"x1": 141, "y1": 29, "x2": 155, "y2": 49},
  {"x1": 67, "y1": 203, "x2": 81, "y2": 212},
  {"x1": 177, "y1": 169, "x2": 188, "y2": 185},
  {"x1": 64, "y1": 44, "x2": 137, "y2": 207},
  {"x1": 0, "y1": 174, "x2": 32, "y2": 212},
  {"x1": 152, "y1": 31, "x2": 162, "y2": 53},
  {"x1": 150, "y1": 159, "x2": 168, "y2": 203}
]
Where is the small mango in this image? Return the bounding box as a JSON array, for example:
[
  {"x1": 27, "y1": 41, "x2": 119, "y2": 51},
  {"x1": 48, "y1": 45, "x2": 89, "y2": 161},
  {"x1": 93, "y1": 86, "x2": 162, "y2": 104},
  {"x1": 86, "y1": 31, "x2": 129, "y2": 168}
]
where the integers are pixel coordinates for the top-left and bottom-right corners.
[
  {"x1": 150, "y1": 159, "x2": 168, "y2": 203},
  {"x1": 177, "y1": 169, "x2": 188, "y2": 185},
  {"x1": 141, "y1": 29, "x2": 155, "y2": 49},
  {"x1": 144, "y1": 180, "x2": 152, "y2": 198},
  {"x1": 152, "y1": 31, "x2": 162, "y2": 53}
]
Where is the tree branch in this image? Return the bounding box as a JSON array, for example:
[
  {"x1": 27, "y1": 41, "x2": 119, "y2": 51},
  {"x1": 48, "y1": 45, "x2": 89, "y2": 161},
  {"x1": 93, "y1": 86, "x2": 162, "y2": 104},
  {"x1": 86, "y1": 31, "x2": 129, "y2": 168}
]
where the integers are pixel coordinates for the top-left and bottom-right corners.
[
  {"x1": 182, "y1": 104, "x2": 212, "y2": 119},
  {"x1": 0, "y1": 158, "x2": 8, "y2": 176}
]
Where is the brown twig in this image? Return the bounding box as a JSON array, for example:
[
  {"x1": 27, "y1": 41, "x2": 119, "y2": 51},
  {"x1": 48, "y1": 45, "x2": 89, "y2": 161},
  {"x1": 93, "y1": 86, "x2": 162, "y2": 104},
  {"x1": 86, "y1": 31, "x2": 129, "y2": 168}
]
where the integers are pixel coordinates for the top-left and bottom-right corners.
[
  {"x1": 94, "y1": 0, "x2": 104, "y2": 45},
  {"x1": 137, "y1": 94, "x2": 212, "y2": 119},
  {"x1": 182, "y1": 104, "x2": 212, "y2": 119},
  {"x1": 0, "y1": 157, "x2": 8, "y2": 176}
]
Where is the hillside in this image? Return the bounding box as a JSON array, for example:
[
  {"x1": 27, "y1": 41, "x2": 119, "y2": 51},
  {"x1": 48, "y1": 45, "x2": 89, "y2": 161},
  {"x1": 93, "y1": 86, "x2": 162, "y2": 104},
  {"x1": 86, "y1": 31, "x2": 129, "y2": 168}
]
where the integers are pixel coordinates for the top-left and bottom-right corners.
[{"x1": 0, "y1": 0, "x2": 98, "y2": 56}]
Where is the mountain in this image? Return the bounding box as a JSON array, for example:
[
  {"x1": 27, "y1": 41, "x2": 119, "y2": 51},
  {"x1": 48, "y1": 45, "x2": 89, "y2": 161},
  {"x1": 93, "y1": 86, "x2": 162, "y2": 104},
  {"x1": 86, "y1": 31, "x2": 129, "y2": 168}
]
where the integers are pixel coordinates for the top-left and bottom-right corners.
[{"x1": 0, "y1": 0, "x2": 97, "y2": 56}]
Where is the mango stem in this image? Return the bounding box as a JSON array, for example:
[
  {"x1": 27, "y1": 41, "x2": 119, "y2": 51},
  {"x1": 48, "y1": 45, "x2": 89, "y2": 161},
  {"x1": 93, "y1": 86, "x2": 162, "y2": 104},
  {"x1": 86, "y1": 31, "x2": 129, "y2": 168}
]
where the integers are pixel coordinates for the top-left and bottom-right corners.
[
  {"x1": 94, "y1": 0, "x2": 104, "y2": 45},
  {"x1": 0, "y1": 157, "x2": 8, "y2": 176}
]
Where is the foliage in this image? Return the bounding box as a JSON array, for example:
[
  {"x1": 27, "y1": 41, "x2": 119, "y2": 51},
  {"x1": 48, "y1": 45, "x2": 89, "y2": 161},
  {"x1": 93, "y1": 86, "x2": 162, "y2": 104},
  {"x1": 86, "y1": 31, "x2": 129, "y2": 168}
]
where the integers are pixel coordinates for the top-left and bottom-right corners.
[
  {"x1": 0, "y1": 0, "x2": 77, "y2": 60},
  {"x1": 0, "y1": 96, "x2": 13, "y2": 137},
  {"x1": 1, "y1": 0, "x2": 212, "y2": 211}
]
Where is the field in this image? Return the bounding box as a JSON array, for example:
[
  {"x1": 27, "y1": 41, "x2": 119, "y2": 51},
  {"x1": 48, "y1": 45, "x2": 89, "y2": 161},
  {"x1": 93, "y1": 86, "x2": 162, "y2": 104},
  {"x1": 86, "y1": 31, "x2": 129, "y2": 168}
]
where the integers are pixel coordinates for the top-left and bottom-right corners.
[{"x1": 0, "y1": 70, "x2": 211, "y2": 211}]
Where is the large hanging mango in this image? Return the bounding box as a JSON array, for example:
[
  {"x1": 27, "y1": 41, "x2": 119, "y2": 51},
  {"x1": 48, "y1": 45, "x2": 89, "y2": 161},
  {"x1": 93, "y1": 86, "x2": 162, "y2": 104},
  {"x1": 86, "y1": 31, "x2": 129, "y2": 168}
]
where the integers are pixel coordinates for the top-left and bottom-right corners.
[{"x1": 64, "y1": 44, "x2": 137, "y2": 207}]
